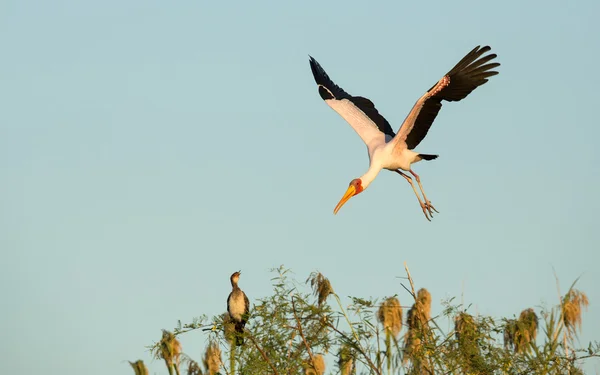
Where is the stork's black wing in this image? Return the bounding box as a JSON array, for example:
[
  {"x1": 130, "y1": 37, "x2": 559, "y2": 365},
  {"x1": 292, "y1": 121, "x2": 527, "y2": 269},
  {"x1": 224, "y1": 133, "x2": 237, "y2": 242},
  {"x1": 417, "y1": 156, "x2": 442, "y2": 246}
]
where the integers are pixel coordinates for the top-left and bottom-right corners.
[{"x1": 399, "y1": 46, "x2": 500, "y2": 149}]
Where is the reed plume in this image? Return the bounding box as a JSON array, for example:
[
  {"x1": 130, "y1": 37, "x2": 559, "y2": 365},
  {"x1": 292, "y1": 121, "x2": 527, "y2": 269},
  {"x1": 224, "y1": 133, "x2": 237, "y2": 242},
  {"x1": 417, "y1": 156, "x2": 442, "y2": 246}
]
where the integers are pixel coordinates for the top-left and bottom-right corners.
[
  {"x1": 203, "y1": 341, "x2": 222, "y2": 375},
  {"x1": 307, "y1": 272, "x2": 334, "y2": 307},
  {"x1": 337, "y1": 344, "x2": 354, "y2": 375},
  {"x1": 186, "y1": 359, "x2": 203, "y2": 375},
  {"x1": 562, "y1": 289, "x2": 589, "y2": 337},
  {"x1": 378, "y1": 297, "x2": 402, "y2": 374},
  {"x1": 378, "y1": 297, "x2": 403, "y2": 338},
  {"x1": 504, "y1": 308, "x2": 538, "y2": 353},
  {"x1": 304, "y1": 353, "x2": 325, "y2": 375},
  {"x1": 128, "y1": 360, "x2": 149, "y2": 375},
  {"x1": 404, "y1": 288, "x2": 432, "y2": 373},
  {"x1": 158, "y1": 330, "x2": 182, "y2": 375}
]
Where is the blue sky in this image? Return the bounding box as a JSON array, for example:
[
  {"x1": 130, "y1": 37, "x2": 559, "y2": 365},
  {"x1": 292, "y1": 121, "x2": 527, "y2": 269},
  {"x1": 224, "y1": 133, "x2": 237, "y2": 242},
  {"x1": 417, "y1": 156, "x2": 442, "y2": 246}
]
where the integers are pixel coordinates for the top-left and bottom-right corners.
[{"x1": 2, "y1": 0, "x2": 599, "y2": 373}]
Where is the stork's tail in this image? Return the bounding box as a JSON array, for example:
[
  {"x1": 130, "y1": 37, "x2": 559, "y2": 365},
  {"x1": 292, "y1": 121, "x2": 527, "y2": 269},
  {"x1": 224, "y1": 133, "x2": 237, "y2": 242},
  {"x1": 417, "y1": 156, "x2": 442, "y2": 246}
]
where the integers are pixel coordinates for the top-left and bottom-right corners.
[{"x1": 418, "y1": 154, "x2": 439, "y2": 161}]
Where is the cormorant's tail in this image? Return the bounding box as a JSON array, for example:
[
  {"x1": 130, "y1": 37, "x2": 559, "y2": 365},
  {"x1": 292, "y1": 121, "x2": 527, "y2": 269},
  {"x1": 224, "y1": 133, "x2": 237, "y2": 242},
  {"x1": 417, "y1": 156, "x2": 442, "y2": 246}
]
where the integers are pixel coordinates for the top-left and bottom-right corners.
[
  {"x1": 419, "y1": 154, "x2": 439, "y2": 161},
  {"x1": 234, "y1": 321, "x2": 245, "y2": 345}
]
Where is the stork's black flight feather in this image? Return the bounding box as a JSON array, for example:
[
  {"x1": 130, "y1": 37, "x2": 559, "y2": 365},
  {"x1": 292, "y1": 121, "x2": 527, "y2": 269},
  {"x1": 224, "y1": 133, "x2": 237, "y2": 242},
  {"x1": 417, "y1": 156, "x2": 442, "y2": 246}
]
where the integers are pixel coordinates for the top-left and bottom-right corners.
[{"x1": 404, "y1": 46, "x2": 500, "y2": 149}]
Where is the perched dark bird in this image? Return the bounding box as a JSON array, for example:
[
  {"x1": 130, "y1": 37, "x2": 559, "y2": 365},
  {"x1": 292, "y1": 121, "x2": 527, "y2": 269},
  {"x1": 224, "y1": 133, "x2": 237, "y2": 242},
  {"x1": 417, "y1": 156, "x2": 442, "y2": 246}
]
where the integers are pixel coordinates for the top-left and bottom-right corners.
[
  {"x1": 309, "y1": 45, "x2": 500, "y2": 220},
  {"x1": 226, "y1": 271, "x2": 250, "y2": 345}
]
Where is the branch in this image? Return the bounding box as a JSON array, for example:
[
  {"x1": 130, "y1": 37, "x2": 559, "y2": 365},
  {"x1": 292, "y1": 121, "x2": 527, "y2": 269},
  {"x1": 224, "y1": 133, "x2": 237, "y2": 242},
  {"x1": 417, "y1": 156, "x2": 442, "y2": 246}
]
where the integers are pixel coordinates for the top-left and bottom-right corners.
[
  {"x1": 325, "y1": 321, "x2": 382, "y2": 375},
  {"x1": 291, "y1": 297, "x2": 316, "y2": 369},
  {"x1": 400, "y1": 282, "x2": 414, "y2": 299},
  {"x1": 333, "y1": 294, "x2": 363, "y2": 347},
  {"x1": 404, "y1": 262, "x2": 416, "y2": 298},
  {"x1": 146, "y1": 323, "x2": 214, "y2": 355},
  {"x1": 246, "y1": 333, "x2": 279, "y2": 375}
]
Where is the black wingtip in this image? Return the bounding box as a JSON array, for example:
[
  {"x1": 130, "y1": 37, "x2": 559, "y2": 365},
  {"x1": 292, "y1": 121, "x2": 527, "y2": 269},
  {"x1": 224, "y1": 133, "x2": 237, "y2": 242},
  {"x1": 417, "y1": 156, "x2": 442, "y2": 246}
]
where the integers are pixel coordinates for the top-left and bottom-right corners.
[
  {"x1": 309, "y1": 56, "x2": 326, "y2": 85},
  {"x1": 307, "y1": 56, "x2": 351, "y2": 100}
]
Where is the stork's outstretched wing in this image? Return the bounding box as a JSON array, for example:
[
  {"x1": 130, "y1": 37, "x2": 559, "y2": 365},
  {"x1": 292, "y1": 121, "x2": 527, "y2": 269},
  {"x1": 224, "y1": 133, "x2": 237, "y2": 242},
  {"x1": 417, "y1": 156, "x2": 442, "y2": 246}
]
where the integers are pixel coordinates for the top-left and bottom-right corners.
[
  {"x1": 396, "y1": 46, "x2": 500, "y2": 149},
  {"x1": 309, "y1": 56, "x2": 395, "y2": 152}
]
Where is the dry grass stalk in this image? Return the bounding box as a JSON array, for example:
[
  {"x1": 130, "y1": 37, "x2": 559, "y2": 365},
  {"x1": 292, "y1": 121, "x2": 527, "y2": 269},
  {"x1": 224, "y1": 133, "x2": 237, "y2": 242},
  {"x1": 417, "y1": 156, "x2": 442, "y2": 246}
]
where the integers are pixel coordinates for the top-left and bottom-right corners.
[
  {"x1": 128, "y1": 360, "x2": 149, "y2": 375},
  {"x1": 307, "y1": 272, "x2": 334, "y2": 306},
  {"x1": 159, "y1": 330, "x2": 182, "y2": 375},
  {"x1": 203, "y1": 341, "x2": 222, "y2": 375},
  {"x1": 304, "y1": 353, "x2": 326, "y2": 375},
  {"x1": 378, "y1": 297, "x2": 403, "y2": 338},
  {"x1": 562, "y1": 289, "x2": 589, "y2": 336}
]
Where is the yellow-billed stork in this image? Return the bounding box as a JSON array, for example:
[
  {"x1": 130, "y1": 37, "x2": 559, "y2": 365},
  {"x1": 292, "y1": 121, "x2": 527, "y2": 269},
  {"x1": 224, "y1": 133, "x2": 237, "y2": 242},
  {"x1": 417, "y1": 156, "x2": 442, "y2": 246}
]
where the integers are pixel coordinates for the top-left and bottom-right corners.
[{"x1": 309, "y1": 46, "x2": 500, "y2": 221}]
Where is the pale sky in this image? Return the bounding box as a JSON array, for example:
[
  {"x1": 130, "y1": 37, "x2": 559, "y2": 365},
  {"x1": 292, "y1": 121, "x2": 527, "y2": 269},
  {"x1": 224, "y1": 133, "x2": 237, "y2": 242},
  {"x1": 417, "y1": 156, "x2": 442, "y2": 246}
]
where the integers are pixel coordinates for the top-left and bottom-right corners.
[{"x1": 2, "y1": 0, "x2": 599, "y2": 374}]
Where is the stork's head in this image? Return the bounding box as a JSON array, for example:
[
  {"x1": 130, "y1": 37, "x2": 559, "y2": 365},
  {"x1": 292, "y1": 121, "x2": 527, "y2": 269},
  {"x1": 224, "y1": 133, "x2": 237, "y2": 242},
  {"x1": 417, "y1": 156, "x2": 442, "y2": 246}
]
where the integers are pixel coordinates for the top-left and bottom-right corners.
[
  {"x1": 230, "y1": 271, "x2": 241, "y2": 286},
  {"x1": 334, "y1": 178, "x2": 364, "y2": 214}
]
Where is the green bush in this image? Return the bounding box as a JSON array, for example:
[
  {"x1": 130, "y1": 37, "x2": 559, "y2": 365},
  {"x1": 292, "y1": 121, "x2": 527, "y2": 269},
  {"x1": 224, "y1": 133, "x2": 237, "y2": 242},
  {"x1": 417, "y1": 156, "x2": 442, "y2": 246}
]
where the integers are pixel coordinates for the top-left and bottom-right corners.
[{"x1": 137, "y1": 266, "x2": 598, "y2": 375}]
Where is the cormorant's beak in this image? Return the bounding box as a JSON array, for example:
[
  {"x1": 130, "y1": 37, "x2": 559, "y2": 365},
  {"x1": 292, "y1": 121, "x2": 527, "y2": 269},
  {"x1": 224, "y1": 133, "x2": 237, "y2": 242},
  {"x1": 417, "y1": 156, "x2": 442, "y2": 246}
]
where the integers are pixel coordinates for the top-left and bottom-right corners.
[{"x1": 334, "y1": 185, "x2": 356, "y2": 215}]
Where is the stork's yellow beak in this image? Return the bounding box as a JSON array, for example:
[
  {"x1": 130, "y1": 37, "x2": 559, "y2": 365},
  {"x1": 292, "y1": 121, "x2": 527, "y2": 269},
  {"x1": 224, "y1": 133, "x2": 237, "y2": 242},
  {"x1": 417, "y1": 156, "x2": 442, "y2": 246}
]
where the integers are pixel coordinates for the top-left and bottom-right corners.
[{"x1": 334, "y1": 185, "x2": 356, "y2": 215}]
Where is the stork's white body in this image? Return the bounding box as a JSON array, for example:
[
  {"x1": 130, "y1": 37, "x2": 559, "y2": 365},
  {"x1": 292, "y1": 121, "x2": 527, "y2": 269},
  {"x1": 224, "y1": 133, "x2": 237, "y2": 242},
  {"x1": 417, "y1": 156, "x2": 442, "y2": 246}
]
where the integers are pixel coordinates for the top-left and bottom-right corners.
[
  {"x1": 378, "y1": 145, "x2": 421, "y2": 172},
  {"x1": 326, "y1": 97, "x2": 423, "y2": 188},
  {"x1": 364, "y1": 144, "x2": 421, "y2": 179}
]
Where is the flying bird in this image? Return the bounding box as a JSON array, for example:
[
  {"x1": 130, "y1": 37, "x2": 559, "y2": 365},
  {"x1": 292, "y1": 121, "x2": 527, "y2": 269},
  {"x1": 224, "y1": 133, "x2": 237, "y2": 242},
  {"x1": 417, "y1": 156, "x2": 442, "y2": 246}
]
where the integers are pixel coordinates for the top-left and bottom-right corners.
[
  {"x1": 227, "y1": 271, "x2": 250, "y2": 345},
  {"x1": 309, "y1": 46, "x2": 500, "y2": 220}
]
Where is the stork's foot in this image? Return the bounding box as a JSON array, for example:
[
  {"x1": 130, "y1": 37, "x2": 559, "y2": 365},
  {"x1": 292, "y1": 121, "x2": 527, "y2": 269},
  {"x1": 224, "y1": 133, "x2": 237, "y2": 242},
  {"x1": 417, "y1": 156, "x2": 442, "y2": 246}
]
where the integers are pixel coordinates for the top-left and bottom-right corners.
[
  {"x1": 419, "y1": 202, "x2": 438, "y2": 221},
  {"x1": 425, "y1": 201, "x2": 438, "y2": 216},
  {"x1": 420, "y1": 203, "x2": 432, "y2": 221}
]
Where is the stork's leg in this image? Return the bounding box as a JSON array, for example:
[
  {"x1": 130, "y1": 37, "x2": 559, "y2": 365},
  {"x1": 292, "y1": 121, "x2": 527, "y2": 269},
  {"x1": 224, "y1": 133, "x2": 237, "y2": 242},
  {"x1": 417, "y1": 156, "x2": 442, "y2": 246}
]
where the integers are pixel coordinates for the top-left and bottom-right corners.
[
  {"x1": 395, "y1": 170, "x2": 432, "y2": 221},
  {"x1": 409, "y1": 169, "x2": 438, "y2": 216}
]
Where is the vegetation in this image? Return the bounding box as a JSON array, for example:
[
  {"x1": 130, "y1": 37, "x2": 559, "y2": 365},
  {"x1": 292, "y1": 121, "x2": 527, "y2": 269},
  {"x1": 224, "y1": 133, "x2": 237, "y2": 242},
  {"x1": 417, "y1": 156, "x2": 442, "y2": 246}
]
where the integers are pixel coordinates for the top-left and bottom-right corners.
[
  {"x1": 128, "y1": 360, "x2": 149, "y2": 375},
  {"x1": 130, "y1": 265, "x2": 598, "y2": 374}
]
